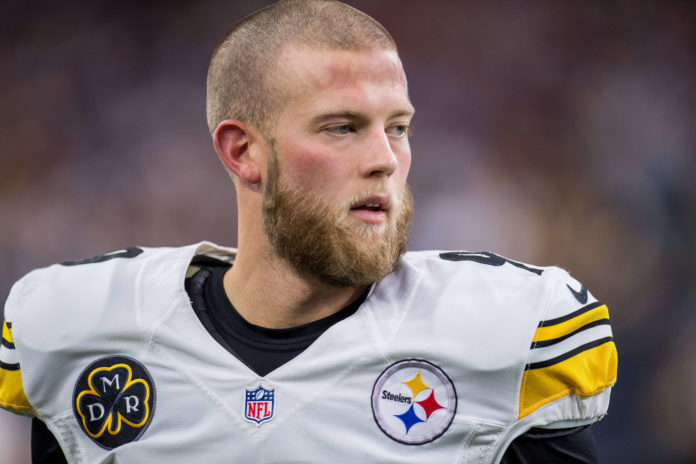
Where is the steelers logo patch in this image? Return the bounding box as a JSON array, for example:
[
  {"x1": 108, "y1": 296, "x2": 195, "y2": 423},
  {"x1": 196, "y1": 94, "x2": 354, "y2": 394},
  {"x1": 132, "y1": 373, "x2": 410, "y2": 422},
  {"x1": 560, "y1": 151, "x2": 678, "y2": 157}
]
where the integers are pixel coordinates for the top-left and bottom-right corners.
[
  {"x1": 73, "y1": 355, "x2": 156, "y2": 449},
  {"x1": 371, "y1": 359, "x2": 457, "y2": 445}
]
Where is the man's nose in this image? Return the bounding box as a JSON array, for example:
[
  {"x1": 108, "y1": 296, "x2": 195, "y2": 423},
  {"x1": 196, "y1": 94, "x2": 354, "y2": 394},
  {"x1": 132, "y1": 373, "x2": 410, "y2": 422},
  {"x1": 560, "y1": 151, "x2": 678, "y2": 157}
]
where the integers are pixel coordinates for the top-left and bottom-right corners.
[{"x1": 360, "y1": 129, "x2": 398, "y2": 178}]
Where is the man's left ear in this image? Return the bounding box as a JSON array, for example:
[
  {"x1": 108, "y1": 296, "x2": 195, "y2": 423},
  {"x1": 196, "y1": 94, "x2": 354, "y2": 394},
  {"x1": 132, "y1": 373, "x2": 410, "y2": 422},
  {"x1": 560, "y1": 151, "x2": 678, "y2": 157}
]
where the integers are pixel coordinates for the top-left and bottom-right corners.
[{"x1": 213, "y1": 119, "x2": 264, "y2": 185}]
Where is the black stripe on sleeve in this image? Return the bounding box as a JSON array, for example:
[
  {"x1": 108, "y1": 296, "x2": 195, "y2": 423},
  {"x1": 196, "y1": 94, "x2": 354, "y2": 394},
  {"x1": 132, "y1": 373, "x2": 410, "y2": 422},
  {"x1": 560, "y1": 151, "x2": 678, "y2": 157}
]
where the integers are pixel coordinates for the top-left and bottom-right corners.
[
  {"x1": 1, "y1": 337, "x2": 15, "y2": 349},
  {"x1": 0, "y1": 360, "x2": 20, "y2": 371},
  {"x1": 538, "y1": 302, "x2": 604, "y2": 327},
  {"x1": 5, "y1": 322, "x2": 11, "y2": 329},
  {"x1": 525, "y1": 337, "x2": 613, "y2": 371},
  {"x1": 531, "y1": 319, "x2": 611, "y2": 349}
]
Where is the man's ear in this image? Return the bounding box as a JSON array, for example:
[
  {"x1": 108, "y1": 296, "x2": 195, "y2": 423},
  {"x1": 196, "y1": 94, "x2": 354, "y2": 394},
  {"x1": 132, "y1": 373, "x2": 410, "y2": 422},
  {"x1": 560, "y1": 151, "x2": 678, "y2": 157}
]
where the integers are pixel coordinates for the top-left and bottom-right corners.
[{"x1": 213, "y1": 120, "x2": 263, "y2": 185}]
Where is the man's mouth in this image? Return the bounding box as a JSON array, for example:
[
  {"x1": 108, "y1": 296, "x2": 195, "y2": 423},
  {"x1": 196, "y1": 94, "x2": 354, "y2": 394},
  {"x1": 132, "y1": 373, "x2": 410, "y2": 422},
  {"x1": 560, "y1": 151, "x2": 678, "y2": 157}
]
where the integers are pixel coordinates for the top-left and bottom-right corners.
[{"x1": 349, "y1": 195, "x2": 391, "y2": 223}]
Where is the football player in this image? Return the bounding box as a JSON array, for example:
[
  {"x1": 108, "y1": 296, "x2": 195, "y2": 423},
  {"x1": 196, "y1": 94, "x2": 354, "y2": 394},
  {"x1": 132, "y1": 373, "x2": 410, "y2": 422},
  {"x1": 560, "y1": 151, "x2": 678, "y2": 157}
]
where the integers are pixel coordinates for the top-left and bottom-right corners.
[{"x1": 1, "y1": 1, "x2": 616, "y2": 462}]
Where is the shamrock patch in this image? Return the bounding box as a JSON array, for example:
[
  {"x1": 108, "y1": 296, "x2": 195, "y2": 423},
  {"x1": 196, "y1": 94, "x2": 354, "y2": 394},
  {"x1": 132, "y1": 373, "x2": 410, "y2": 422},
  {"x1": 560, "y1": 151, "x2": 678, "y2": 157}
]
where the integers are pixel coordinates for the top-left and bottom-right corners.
[{"x1": 73, "y1": 355, "x2": 156, "y2": 449}]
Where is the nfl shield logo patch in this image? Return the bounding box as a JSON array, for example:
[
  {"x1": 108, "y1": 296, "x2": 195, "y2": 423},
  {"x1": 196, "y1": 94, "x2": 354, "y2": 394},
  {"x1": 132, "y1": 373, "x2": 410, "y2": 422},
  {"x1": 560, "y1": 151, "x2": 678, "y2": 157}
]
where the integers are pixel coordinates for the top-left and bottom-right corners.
[{"x1": 244, "y1": 385, "x2": 275, "y2": 426}]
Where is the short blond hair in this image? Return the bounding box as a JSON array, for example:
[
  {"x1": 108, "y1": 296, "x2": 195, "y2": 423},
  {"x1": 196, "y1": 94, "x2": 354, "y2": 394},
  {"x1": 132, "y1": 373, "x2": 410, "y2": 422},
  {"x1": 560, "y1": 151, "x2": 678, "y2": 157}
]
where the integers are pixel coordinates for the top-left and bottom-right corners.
[{"x1": 206, "y1": 0, "x2": 396, "y2": 136}]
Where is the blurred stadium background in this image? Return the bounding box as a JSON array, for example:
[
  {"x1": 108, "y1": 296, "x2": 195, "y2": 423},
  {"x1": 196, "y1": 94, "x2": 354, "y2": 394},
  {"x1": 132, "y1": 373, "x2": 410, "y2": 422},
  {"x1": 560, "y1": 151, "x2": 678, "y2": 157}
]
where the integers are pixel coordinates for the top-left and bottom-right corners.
[{"x1": 1, "y1": 1, "x2": 694, "y2": 462}]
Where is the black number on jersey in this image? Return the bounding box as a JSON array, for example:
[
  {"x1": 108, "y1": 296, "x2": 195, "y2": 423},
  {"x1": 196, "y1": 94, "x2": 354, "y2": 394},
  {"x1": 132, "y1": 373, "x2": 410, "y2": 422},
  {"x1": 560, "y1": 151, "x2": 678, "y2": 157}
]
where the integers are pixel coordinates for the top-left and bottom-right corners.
[
  {"x1": 439, "y1": 251, "x2": 543, "y2": 276},
  {"x1": 61, "y1": 247, "x2": 144, "y2": 266}
]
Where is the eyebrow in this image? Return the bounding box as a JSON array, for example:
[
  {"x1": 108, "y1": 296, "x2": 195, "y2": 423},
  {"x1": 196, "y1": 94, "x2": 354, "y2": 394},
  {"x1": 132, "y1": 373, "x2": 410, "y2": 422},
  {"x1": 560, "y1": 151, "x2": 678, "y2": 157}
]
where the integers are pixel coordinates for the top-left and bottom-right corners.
[
  {"x1": 310, "y1": 107, "x2": 415, "y2": 125},
  {"x1": 390, "y1": 107, "x2": 416, "y2": 119}
]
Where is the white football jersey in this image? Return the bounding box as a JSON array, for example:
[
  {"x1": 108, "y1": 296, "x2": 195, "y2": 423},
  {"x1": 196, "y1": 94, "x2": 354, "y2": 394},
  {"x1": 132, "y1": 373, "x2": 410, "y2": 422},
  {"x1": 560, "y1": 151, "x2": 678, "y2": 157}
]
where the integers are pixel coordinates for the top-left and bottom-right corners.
[{"x1": 0, "y1": 242, "x2": 616, "y2": 463}]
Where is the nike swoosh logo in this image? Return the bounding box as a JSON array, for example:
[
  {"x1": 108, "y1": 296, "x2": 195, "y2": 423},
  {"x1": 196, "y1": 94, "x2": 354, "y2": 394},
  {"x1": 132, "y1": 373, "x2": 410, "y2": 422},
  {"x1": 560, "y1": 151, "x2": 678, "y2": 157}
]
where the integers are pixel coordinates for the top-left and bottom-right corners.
[{"x1": 566, "y1": 283, "x2": 588, "y2": 304}]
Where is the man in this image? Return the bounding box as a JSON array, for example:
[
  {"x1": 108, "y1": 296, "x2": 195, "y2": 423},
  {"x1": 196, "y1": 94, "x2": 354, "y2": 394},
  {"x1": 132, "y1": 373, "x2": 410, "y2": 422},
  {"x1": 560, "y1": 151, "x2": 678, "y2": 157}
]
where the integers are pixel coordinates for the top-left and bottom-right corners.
[{"x1": 0, "y1": 1, "x2": 617, "y2": 462}]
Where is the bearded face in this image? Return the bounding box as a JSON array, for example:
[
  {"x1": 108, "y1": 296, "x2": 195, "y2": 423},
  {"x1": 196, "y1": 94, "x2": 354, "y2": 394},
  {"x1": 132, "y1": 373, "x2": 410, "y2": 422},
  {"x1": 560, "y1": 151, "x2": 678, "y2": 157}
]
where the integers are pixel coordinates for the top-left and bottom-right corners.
[{"x1": 262, "y1": 149, "x2": 413, "y2": 287}]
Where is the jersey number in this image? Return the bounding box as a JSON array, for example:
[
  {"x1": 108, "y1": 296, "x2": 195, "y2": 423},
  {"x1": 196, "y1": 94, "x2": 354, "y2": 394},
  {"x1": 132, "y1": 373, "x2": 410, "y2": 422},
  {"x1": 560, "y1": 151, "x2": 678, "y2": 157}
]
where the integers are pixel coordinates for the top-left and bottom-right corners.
[
  {"x1": 439, "y1": 251, "x2": 542, "y2": 275},
  {"x1": 61, "y1": 247, "x2": 144, "y2": 266}
]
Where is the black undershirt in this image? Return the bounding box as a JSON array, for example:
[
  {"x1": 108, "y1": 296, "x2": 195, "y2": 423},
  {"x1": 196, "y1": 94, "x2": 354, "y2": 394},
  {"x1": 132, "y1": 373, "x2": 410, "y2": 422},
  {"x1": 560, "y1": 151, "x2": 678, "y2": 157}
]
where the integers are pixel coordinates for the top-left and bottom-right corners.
[
  {"x1": 31, "y1": 261, "x2": 598, "y2": 463},
  {"x1": 185, "y1": 263, "x2": 367, "y2": 377}
]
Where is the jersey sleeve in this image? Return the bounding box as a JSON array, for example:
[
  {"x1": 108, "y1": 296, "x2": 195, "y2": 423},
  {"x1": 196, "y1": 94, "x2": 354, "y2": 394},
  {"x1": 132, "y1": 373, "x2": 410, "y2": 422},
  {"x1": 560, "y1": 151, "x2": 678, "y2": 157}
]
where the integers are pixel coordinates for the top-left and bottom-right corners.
[
  {"x1": 0, "y1": 319, "x2": 33, "y2": 416},
  {"x1": 517, "y1": 268, "x2": 617, "y2": 426}
]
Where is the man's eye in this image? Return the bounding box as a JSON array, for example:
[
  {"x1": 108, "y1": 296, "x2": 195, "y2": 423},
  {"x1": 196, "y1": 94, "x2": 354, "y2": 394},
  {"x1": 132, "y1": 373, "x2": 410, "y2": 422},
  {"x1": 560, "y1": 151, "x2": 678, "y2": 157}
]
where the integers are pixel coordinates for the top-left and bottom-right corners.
[
  {"x1": 327, "y1": 125, "x2": 353, "y2": 135},
  {"x1": 388, "y1": 125, "x2": 409, "y2": 137}
]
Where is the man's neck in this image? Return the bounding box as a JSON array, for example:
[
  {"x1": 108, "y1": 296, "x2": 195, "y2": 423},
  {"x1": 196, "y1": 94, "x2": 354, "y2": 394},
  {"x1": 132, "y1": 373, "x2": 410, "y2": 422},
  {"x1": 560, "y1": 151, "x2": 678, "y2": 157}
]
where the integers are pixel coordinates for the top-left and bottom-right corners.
[{"x1": 222, "y1": 248, "x2": 368, "y2": 329}]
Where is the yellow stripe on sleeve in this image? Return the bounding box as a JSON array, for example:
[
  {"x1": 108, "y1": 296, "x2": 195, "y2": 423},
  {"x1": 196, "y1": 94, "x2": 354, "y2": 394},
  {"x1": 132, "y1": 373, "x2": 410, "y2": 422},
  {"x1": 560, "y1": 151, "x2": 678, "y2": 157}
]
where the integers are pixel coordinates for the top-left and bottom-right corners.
[
  {"x1": 2, "y1": 321, "x2": 13, "y2": 345},
  {"x1": 0, "y1": 368, "x2": 33, "y2": 414},
  {"x1": 519, "y1": 339, "x2": 617, "y2": 419},
  {"x1": 533, "y1": 304, "x2": 609, "y2": 343},
  {"x1": 0, "y1": 321, "x2": 34, "y2": 415}
]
